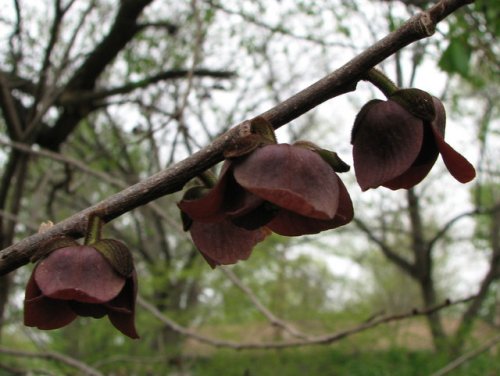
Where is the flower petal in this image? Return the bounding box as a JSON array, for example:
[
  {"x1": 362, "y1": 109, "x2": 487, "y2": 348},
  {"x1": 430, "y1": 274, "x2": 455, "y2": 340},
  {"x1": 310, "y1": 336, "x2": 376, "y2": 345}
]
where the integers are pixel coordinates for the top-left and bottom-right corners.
[
  {"x1": 106, "y1": 270, "x2": 137, "y2": 314},
  {"x1": 35, "y1": 246, "x2": 126, "y2": 304},
  {"x1": 107, "y1": 271, "x2": 139, "y2": 339},
  {"x1": 234, "y1": 144, "x2": 339, "y2": 219},
  {"x1": 108, "y1": 310, "x2": 139, "y2": 339},
  {"x1": 69, "y1": 302, "x2": 107, "y2": 318},
  {"x1": 24, "y1": 273, "x2": 77, "y2": 330},
  {"x1": 190, "y1": 220, "x2": 269, "y2": 267},
  {"x1": 352, "y1": 100, "x2": 424, "y2": 190},
  {"x1": 431, "y1": 125, "x2": 476, "y2": 183},
  {"x1": 178, "y1": 161, "x2": 233, "y2": 222},
  {"x1": 268, "y1": 175, "x2": 353, "y2": 235},
  {"x1": 382, "y1": 163, "x2": 434, "y2": 190},
  {"x1": 225, "y1": 190, "x2": 278, "y2": 230},
  {"x1": 383, "y1": 123, "x2": 438, "y2": 189}
]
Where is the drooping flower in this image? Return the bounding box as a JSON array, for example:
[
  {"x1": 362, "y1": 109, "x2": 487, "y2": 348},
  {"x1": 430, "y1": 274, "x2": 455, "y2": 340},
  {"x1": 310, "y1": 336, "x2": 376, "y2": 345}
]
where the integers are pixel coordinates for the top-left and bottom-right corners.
[
  {"x1": 351, "y1": 88, "x2": 476, "y2": 190},
  {"x1": 179, "y1": 142, "x2": 353, "y2": 267},
  {"x1": 24, "y1": 218, "x2": 139, "y2": 339}
]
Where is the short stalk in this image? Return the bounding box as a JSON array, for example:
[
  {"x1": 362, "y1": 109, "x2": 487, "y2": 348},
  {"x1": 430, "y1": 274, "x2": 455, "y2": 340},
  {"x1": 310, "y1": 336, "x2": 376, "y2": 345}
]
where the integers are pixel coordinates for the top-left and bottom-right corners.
[
  {"x1": 363, "y1": 68, "x2": 399, "y2": 97},
  {"x1": 84, "y1": 215, "x2": 103, "y2": 245}
]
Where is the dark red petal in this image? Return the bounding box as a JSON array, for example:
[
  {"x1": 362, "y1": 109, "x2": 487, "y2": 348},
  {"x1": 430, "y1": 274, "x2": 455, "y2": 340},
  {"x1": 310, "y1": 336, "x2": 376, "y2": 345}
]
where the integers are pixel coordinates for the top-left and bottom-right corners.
[
  {"x1": 382, "y1": 163, "x2": 434, "y2": 190},
  {"x1": 352, "y1": 100, "x2": 424, "y2": 190},
  {"x1": 431, "y1": 125, "x2": 476, "y2": 183},
  {"x1": 190, "y1": 220, "x2": 270, "y2": 267},
  {"x1": 382, "y1": 117, "x2": 441, "y2": 190},
  {"x1": 234, "y1": 144, "x2": 339, "y2": 219},
  {"x1": 225, "y1": 189, "x2": 277, "y2": 230},
  {"x1": 69, "y1": 302, "x2": 107, "y2": 318},
  {"x1": 24, "y1": 295, "x2": 77, "y2": 330},
  {"x1": 268, "y1": 175, "x2": 353, "y2": 236},
  {"x1": 35, "y1": 246, "x2": 126, "y2": 304},
  {"x1": 177, "y1": 161, "x2": 232, "y2": 222},
  {"x1": 107, "y1": 271, "x2": 139, "y2": 339},
  {"x1": 108, "y1": 310, "x2": 139, "y2": 339},
  {"x1": 24, "y1": 272, "x2": 77, "y2": 329},
  {"x1": 230, "y1": 201, "x2": 278, "y2": 230},
  {"x1": 106, "y1": 270, "x2": 137, "y2": 314}
]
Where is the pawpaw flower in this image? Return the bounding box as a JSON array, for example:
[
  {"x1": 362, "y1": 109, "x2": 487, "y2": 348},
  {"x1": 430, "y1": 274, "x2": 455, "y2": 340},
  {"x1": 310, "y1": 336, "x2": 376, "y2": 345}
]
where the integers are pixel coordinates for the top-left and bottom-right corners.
[
  {"x1": 351, "y1": 88, "x2": 476, "y2": 190},
  {"x1": 179, "y1": 141, "x2": 353, "y2": 267},
  {"x1": 24, "y1": 217, "x2": 139, "y2": 339}
]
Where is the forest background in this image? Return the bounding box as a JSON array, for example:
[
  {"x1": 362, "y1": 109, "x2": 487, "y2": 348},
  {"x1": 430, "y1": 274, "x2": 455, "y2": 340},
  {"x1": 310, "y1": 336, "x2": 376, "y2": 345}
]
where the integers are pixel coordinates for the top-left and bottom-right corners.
[{"x1": 0, "y1": 0, "x2": 498, "y2": 375}]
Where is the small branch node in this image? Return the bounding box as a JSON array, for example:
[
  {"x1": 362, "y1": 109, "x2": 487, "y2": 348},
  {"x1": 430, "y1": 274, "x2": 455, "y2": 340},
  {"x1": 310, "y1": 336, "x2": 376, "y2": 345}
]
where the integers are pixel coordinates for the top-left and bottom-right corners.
[{"x1": 419, "y1": 11, "x2": 436, "y2": 36}]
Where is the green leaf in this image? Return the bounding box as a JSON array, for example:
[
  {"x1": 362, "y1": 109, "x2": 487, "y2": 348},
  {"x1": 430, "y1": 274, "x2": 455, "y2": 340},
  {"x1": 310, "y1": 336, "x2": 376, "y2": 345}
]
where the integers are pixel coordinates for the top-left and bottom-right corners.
[{"x1": 438, "y1": 38, "x2": 471, "y2": 77}]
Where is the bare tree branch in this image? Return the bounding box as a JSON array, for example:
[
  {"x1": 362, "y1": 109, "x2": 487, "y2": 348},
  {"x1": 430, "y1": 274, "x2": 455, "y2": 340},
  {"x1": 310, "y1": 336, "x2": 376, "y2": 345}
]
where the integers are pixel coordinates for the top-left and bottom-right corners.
[
  {"x1": 0, "y1": 209, "x2": 38, "y2": 232},
  {"x1": 58, "y1": 69, "x2": 236, "y2": 105},
  {"x1": 354, "y1": 218, "x2": 417, "y2": 277},
  {"x1": 205, "y1": 0, "x2": 355, "y2": 48},
  {"x1": 427, "y1": 203, "x2": 500, "y2": 251},
  {"x1": 0, "y1": 0, "x2": 475, "y2": 276},
  {"x1": 36, "y1": 0, "x2": 155, "y2": 150},
  {"x1": 220, "y1": 267, "x2": 310, "y2": 340},
  {"x1": 138, "y1": 295, "x2": 475, "y2": 350},
  {"x1": 0, "y1": 346, "x2": 104, "y2": 376},
  {"x1": 0, "y1": 137, "x2": 183, "y2": 234},
  {"x1": 431, "y1": 333, "x2": 500, "y2": 376},
  {"x1": 0, "y1": 72, "x2": 24, "y2": 140},
  {"x1": 450, "y1": 203, "x2": 500, "y2": 350}
]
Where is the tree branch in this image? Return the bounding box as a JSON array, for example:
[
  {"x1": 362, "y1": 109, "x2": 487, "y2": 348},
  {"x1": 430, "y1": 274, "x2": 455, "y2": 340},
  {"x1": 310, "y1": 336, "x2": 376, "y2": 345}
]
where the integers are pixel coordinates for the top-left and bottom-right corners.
[
  {"x1": 0, "y1": 72, "x2": 25, "y2": 140},
  {"x1": 220, "y1": 267, "x2": 310, "y2": 340},
  {"x1": 35, "y1": 0, "x2": 155, "y2": 150},
  {"x1": 431, "y1": 333, "x2": 500, "y2": 376},
  {"x1": 138, "y1": 295, "x2": 475, "y2": 350},
  {"x1": 354, "y1": 218, "x2": 417, "y2": 277},
  {"x1": 0, "y1": 0, "x2": 475, "y2": 275},
  {"x1": 450, "y1": 203, "x2": 500, "y2": 350},
  {"x1": 58, "y1": 69, "x2": 236, "y2": 105},
  {"x1": 427, "y1": 203, "x2": 500, "y2": 251},
  {"x1": 0, "y1": 346, "x2": 103, "y2": 376}
]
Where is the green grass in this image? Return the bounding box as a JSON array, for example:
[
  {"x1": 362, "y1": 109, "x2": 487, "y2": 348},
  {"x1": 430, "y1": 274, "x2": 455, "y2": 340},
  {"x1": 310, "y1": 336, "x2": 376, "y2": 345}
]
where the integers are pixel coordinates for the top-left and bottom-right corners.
[{"x1": 190, "y1": 347, "x2": 500, "y2": 376}]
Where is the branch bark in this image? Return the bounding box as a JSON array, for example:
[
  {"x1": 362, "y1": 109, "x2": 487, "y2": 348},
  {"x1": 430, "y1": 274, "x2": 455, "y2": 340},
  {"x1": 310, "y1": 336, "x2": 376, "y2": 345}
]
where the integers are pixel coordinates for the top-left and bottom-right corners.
[{"x1": 0, "y1": 0, "x2": 475, "y2": 276}]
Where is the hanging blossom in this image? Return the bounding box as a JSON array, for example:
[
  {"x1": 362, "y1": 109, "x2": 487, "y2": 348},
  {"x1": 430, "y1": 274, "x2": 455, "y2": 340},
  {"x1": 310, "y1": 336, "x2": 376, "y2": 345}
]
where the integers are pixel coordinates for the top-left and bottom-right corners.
[
  {"x1": 351, "y1": 88, "x2": 476, "y2": 190},
  {"x1": 24, "y1": 217, "x2": 139, "y2": 339},
  {"x1": 178, "y1": 118, "x2": 353, "y2": 267}
]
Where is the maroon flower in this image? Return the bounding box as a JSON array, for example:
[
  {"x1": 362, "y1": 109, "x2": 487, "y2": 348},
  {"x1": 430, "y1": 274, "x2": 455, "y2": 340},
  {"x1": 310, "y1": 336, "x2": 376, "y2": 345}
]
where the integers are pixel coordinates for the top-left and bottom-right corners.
[
  {"x1": 179, "y1": 143, "x2": 353, "y2": 266},
  {"x1": 24, "y1": 237, "x2": 139, "y2": 339},
  {"x1": 351, "y1": 89, "x2": 476, "y2": 190}
]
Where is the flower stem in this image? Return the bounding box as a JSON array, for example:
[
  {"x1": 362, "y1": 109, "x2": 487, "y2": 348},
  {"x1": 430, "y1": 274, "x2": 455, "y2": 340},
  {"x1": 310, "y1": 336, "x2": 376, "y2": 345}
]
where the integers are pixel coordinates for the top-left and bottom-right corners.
[
  {"x1": 198, "y1": 170, "x2": 217, "y2": 188},
  {"x1": 84, "y1": 214, "x2": 103, "y2": 245},
  {"x1": 363, "y1": 68, "x2": 399, "y2": 97}
]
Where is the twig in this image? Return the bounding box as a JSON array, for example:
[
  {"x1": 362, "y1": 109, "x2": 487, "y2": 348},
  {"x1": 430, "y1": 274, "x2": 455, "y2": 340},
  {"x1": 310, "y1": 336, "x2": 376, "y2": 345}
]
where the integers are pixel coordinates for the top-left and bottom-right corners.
[
  {"x1": 0, "y1": 137, "x2": 184, "y2": 233},
  {"x1": 0, "y1": 209, "x2": 39, "y2": 232},
  {"x1": 138, "y1": 295, "x2": 475, "y2": 350},
  {"x1": 0, "y1": 346, "x2": 103, "y2": 376},
  {"x1": 57, "y1": 69, "x2": 236, "y2": 105},
  {"x1": 220, "y1": 267, "x2": 310, "y2": 340},
  {"x1": 430, "y1": 333, "x2": 500, "y2": 376},
  {"x1": 0, "y1": 0, "x2": 475, "y2": 275}
]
